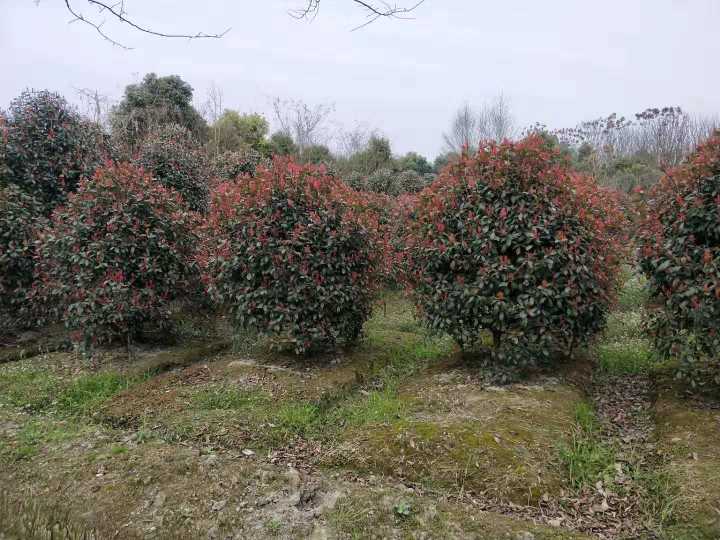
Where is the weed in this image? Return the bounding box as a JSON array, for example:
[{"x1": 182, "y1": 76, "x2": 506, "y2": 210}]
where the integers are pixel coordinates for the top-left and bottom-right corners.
[
  {"x1": 393, "y1": 501, "x2": 412, "y2": 518},
  {"x1": 559, "y1": 403, "x2": 616, "y2": 489},
  {"x1": 264, "y1": 517, "x2": 282, "y2": 536},
  {"x1": 109, "y1": 444, "x2": 128, "y2": 455},
  {"x1": 634, "y1": 468, "x2": 680, "y2": 529},
  {"x1": 328, "y1": 388, "x2": 407, "y2": 428},
  {"x1": 1, "y1": 419, "x2": 84, "y2": 462}
]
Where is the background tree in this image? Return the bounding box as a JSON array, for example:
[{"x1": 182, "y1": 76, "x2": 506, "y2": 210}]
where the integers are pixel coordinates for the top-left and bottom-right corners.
[
  {"x1": 110, "y1": 73, "x2": 208, "y2": 152},
  {"x1": 211, "y1": 110, "x2": 271, "y2": 156},
  {"x1": 341, "y1": 135, "x2": 393, "y2": 175},
  {"x1": 300, "y1": 144, "x2": 334, "y2": 165},
  {"x1": 443, "y1": 95, "x2": 517, "y2": 153},
  {"x1": 269, "y1": 131, "x2": 298, "y2": 157},
  {"x1": 396, "y1": 151, "x2": 433, "y2": 175},
  {"x1": 442, "y1": 102, "x2": 479, "y2": 153},
  {"x1": 272, "y1": 98, "x2": 333, "y2": 152}
]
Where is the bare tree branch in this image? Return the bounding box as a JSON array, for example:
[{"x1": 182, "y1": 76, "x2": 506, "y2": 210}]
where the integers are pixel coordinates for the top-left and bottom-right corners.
[
  {"x1": 61, "y1": 0, "x2": 230, "y2": 49},
  {"x1": 290, "y1": 0, "x2": 425, "y2": 30}
]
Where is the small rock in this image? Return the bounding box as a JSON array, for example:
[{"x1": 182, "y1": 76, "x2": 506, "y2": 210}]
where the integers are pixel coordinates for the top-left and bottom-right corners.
[
  {"x1": 548, "y1": 518, "x2": 563, "y2": 527},
  {"x1": 211, "y1": 500, "x2": 227, "y2": 512},
  {"x1": 242, "y1": 449, "x2": 255, "y2": 457}
]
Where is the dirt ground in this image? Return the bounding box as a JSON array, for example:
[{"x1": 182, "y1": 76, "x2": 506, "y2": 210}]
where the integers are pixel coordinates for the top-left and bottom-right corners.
[{"x1": 0, "y1": 292, "x2": 718, "y2": 539}]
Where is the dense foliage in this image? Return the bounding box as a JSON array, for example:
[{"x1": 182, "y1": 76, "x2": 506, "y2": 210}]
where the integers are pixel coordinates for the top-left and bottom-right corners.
[
  {"x1": 0, "y1": 185, "x2": 46, "y2": 327},
  {"x1": 0, "y1": 90, "x2": 104, "y2": 211},
  {"x1": 639, "y1": 134, "x2": 720, "y2": 386},
  {"x1": 204, "y1": 159, "x2": 383, "y2": 354},
  {"x1": 403, "y1": 136, "x2": 626, "y2": 365},
  {"x1": 211, "y1": 149, "x2": 264, "y2": 182},
  {"x1": 34, "y1": 163, "x2": 202, "y2": 347},
  {"x1": 135, "y1": 124, "x2": 209, "y2": 212}
]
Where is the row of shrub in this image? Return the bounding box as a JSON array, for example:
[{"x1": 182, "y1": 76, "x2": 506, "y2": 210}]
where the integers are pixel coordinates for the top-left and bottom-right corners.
[
  {"x1": 0, "y1": 92, "x2": 627, "y2": 363},
  {"x1": 2, "y1": 89, "x2": 719, "y2": 383}
]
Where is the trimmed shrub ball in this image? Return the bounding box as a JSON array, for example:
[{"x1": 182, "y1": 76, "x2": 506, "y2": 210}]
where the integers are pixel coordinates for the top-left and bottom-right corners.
[
  {"x1": 402, "y1": 135, "x2": 627, "y2": 366},
  {"x1": 203, "y1": 158, "x2": 383, "y2": 354},
  {"x1": 34, "y1": 162, "x2": 203, "y2": 347}
]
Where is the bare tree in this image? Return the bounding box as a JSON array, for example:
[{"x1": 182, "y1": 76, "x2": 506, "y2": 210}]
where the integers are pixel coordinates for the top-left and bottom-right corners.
[
  {"x1": 477, "y1": 94, "x2": 516, "y2": 142},
  {"x1": 54, "y1": 0, "x2": 229, "y2": 49},
  {"x1": 201, "y1": 83, "x2": 225, "y2": 157},
  {"x1": 75, "y1": 87, "x2": 111, "y2": 128},
  {"x1": 556, "y1": 108, "x2": 720, "y2": 168},
  {"x1": 442, "y1": 102, "x2": 479, "y2": 154},
  {"x1": 291, "y1": 0, "x2": 425, "y2": 30},
  {"x1": 272, "y1": 98, "x2": 334, "y2": 152},
  {"x1": 335, "y1": 123, "x2": 378, "y2": 157}
]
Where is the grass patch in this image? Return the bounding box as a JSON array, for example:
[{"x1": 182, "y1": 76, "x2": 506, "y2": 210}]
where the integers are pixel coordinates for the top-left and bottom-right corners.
[
  {"x1": 273, "y1": 402, "x2": 320, "y2": 436},
  {"x1": 617, "y1": 267, "x2": 650, "y2": 312},
  {"x1": 1, "y1": 418, "x2": 85, "y2": 462},
  {"x1": 327, "y1": 388, "x2": 407, "y2": 429},
  {"x1": 559, "y1": 403, "x2": 616, "y2": 489},
  {"x1": 597, "y1": 339, "x2": 655, "y2": 375},
  {"x1": 192, "y1": 386, "x2": 270, "y2": 410},
  {"x1": 0, "y1": 368, "x2": 146, "y2": 418},
  {"x1": 0, "y1": 370, "x2": 60, "y2": 412},
  {"x1": 56, "y1": 372, "x2": 140, "y2": 417}
]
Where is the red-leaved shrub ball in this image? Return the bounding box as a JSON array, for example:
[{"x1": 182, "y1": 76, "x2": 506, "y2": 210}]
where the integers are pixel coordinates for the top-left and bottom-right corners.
[
  {"x1": 402, "y1": 135, "x2": 627, "y2": 365},
  {"x1": 202, "y1": 158, "x2": 384, "y2": 354},
  {"x1": 34, "y1": 162, "x2": 203, "y2": 347}
]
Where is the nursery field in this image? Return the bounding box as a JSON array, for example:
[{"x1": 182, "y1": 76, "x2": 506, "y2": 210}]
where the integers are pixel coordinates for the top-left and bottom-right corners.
[{"x1": 1, "y1": 275, "x2": 718, "y2": 540}]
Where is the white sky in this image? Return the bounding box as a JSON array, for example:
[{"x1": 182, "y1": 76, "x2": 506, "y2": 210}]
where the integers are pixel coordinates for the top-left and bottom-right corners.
[{"x1": 2, "y1": 0, "x2": 719, "y2": 158}]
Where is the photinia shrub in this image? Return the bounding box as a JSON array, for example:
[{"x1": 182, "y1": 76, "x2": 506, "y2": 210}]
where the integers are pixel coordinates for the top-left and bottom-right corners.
[
  {"x1": 639, "y1": 134, "x2": 720, "y2": 386},
  {"x1": 403, "y1": 136, "x2": 627, "y2": 366},
  {"x1": 34, "y1": 162, "x2": 202, "y2": 347},
  {"x1": 0, "y1": 90, "x2": 104, "y2": 211},
  {"x1": 203, "y1": 158, "x2": 383, "y2": 354},
  {"x1": 0, "y1": 184, "x2": 47, "y2": 329},
  {"x1": 135, "y1": 123, "x2": 209, "y2": 212}
]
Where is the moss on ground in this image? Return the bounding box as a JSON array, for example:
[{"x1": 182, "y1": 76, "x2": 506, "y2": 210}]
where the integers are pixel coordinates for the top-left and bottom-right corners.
[
  {"x1": 326, "y1": 377, "x2": 583, "y2": 505},
  {"x1": 654, "y1": 385, "x2": 720, "y2": 539}
]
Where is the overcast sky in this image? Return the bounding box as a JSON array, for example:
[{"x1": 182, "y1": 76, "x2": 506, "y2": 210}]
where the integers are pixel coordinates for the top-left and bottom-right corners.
[{"x1": 2, "y1": 0, "x2": 719, "y2": 158}]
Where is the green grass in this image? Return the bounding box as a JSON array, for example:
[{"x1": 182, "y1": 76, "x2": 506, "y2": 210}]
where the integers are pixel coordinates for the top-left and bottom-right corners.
[
  {"x1": 617, "y1": 267, "x2": 650, "y2": 312},
  {"x1": 273, "y1": 402, "x2": 321, "y2": 436},
  {"x1": 0, "y1": 368, "x2": 145, "y2": 418},
  {"x1": 56, "y1": 372, "x2": 139, "y2": 416},
  {"x1": 0, "y1": 370, "x2": 60, "y2": 411},
  {"x1": 327, "y1": 388, "x2": 407, "y2": 429},
  {"x1": 1, "y1": 418, "x2": 86, "y2": 462},
  {"x1": 559, "y1": 403, "x2": 616, "y2": 489},
  {"x1": 597, "y1": 339, "x2": 655, "y2": 375}
]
